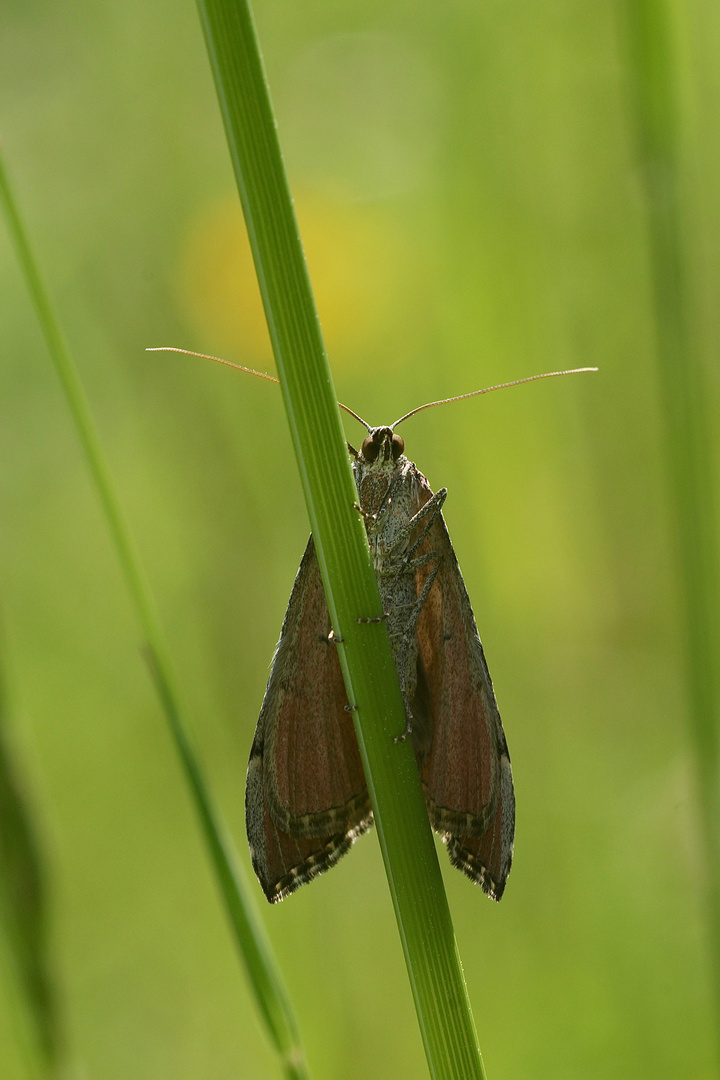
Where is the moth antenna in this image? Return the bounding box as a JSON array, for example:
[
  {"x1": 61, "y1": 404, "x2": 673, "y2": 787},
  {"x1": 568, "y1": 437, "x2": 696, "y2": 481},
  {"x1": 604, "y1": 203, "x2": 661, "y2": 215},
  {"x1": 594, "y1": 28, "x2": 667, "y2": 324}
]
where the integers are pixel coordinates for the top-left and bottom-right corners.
[
  {"x1": 391, "y1": 367, "x2": 598, "y2": 429},
  {"x1": 147, "y1": 346, "x2": 280, "y2": 386},
  {"x1": 337, "y1": 404, "x2": 372, "y2": 430},
  {"x1": 147, "y1": 346, "x2": 371, "y2": 430}
]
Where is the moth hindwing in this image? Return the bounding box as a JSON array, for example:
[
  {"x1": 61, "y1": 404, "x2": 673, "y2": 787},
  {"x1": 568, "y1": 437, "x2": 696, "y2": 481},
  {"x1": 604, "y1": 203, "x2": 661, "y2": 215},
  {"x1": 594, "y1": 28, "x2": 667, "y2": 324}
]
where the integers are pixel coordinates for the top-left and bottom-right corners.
[{"x1": 246, "y1": 425, "x2": 515, "y2": 903}]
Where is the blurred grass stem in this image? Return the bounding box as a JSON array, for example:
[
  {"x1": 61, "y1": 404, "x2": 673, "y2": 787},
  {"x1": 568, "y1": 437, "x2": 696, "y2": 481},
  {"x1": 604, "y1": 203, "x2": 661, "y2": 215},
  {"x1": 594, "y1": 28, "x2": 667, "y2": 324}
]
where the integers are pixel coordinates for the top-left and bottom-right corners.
[
  {"x1": 0, "y1": 636, "x2": 58, "y2": 1075},
  {"x1": 0, "y1": 148, "x2": 311, "y2": 1080},
  {"x1": 620, "y1": 0, "x2": 720, "y2": 1040}
]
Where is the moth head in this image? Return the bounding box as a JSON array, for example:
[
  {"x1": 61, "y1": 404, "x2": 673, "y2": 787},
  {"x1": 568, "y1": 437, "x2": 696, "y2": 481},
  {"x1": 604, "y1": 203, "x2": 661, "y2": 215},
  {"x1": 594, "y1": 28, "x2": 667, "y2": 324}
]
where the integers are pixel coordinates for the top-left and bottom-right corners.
[{"x1": 359, "y1": 427, "x2": 405, "y2": 465}]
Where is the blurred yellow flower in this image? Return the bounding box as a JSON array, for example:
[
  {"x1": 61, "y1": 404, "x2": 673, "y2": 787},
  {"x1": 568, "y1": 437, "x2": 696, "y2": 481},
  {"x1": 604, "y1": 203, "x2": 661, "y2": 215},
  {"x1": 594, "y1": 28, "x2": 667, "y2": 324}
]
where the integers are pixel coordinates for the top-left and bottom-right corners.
[{"x1": 176, "y1": 192, "x2": 420, "y2": 370}]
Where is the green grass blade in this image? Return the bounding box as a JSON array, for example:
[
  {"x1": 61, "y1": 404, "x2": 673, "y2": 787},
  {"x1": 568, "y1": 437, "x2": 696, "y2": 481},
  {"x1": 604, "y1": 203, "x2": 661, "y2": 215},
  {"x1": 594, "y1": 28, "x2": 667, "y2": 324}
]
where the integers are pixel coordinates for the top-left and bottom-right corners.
[
  {"x1": 195, "y1": 2, "x2": 487, "y2": 1076},
  {"x1": 619, "y1": 0, "x2": 720, "y2": 1042},
  {"x1": 0, "y1": 635, "x2": 59, "y2": 1074},
  {"x1": 0, "y1": 147, "x2": 311, "y2": 1080}
]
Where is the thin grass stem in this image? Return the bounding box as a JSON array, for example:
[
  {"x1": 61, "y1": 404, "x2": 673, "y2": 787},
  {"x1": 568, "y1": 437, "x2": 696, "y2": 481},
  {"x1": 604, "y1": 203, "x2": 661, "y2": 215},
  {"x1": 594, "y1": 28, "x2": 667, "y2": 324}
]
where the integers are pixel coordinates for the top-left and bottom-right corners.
[
  {"x1": 0, "y1": 147, "x2": 311, "y2": 1080},
  {"x1": 619, "y1": 0, "x2": 720, "y2": 1050}
]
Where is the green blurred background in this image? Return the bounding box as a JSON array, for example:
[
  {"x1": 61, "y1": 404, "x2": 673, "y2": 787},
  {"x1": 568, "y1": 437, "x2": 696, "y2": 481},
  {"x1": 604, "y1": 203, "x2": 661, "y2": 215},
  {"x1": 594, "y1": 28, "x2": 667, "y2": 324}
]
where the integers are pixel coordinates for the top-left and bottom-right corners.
[{"x1": 1, "y1": 1, "x2": 719, "y2": 1077}]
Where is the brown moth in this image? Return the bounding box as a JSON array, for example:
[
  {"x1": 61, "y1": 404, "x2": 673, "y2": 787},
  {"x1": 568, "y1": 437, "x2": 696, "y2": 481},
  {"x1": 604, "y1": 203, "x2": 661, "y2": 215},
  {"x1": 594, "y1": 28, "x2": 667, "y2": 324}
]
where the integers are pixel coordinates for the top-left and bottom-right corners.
[
  {"x1": 148, "y1": 349, "x2": 595, "y2": 904},
  {"x1": 245, "y1": 413, "x2": 515, "y2": 903}
]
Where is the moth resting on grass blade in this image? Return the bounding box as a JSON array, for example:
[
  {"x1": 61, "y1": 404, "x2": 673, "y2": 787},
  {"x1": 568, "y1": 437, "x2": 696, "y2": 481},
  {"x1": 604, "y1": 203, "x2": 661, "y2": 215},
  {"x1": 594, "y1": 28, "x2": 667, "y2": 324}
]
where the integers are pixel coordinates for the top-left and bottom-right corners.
[
  {"x1": 148, "y1": 350, "x2": 595, "y2": 904},
  {"x1": 247, "y1": 415, "x2": 514, "y2": 904},
  {"x1": 243, "y1": 368, "x2": 596, "y2": 903}
]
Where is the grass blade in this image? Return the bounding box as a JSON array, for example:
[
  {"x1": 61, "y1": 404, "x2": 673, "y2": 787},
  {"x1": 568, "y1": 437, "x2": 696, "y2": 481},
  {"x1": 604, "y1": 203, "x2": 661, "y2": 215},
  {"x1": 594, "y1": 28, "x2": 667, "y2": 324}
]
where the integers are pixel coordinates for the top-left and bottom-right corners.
[
  {"x1": 195, "y1": 1, "x2": 488, "y2": 1075},
  {"x1": 0, "y1": 633, "x2": 59, "y2": 1074},
  {"x1": 0, "y1": 147, "x2": 311, "y2": 1080},
  {"x1": 619, "y1": 0, "x2": 720, "y2": 1046}
]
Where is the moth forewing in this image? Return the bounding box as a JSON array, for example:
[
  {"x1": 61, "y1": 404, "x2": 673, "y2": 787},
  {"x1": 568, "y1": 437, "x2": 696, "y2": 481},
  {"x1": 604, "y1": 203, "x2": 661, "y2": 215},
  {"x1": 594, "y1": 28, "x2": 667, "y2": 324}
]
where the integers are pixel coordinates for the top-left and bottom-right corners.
[
  {"x1": 414, "y1": 510, "x2": 515, "y2": 899},
  {"x1": 245, "y1": 535, "x2": 373, "y2": 903},
  {"x1": 445, "y1": 747, "x2": 515, "y2": 900},
  {"x1": 246, "y1": 770, "x2": 368, "y2": 903}
]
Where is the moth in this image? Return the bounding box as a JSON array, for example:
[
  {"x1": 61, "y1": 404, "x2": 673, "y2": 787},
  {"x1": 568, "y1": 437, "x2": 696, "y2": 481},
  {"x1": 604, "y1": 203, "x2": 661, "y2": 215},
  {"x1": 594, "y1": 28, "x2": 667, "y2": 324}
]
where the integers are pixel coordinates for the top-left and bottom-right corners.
[
  {"x1": 149, "y1": 348, "x2": 594, "y2": 905},
  {"x1": 245, "y1": 410, "x2": 515, "y2": 904}
]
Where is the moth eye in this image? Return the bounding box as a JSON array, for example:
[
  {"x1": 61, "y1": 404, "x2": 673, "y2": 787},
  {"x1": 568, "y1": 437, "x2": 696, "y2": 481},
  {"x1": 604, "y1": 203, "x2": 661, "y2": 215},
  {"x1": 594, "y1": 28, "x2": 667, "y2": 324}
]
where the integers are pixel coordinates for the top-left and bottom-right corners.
[
  {"x1": 392, "y1": 434, "x2": 405, "y2": 460},
  {"x1": 361, "y1": 436, "x2": 379, "y2": 462}
]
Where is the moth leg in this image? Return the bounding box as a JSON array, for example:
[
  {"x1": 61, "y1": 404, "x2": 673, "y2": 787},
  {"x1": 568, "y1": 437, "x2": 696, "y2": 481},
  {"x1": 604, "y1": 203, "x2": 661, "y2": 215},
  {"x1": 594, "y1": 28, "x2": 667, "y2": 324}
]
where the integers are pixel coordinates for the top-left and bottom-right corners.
[
  {"x1": 393, "y1": 554, "x2": 443, "y2": 742},
  {"x1": 384, "y1": 563, "x2": 437, "y2": 637},
  {"x1": 395, "y1": 490, "x2": 444, "y2": 565},
  {"x1": 395, "y1": 694, "x2": 415, "y2": 742},
  {"x1": 384, "y1": 488, "x2": 447, "y2": 594},
  {"x1": 357, "y1": 611, "x2": 389, "y2": 624},
  {"x1": 353, "y1": 500, "x2": 377, "y2": 523},
  {"x1": 362, "y1": 527, "x2": 442, "y2": 635}
]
